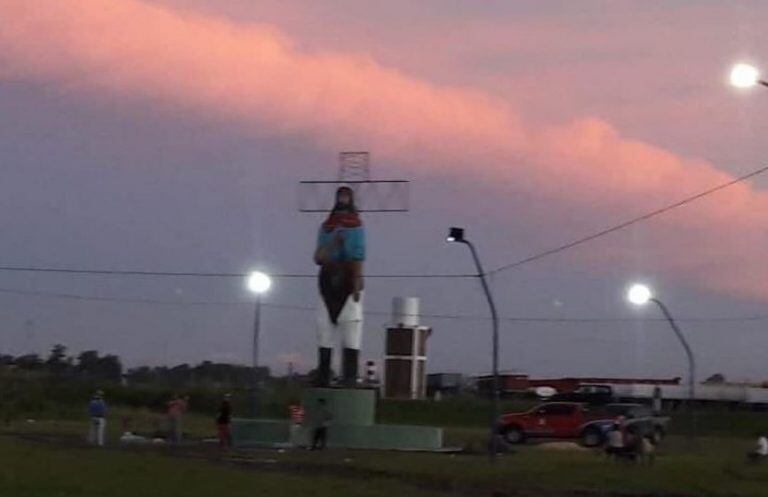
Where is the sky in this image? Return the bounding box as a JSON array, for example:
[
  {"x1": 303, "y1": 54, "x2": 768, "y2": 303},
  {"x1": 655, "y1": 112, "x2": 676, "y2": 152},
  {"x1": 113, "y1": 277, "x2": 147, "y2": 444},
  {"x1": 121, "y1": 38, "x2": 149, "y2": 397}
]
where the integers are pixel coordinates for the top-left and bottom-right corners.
[{"x1": 1, "y1": 0, "x2": 768, "y2": 382}]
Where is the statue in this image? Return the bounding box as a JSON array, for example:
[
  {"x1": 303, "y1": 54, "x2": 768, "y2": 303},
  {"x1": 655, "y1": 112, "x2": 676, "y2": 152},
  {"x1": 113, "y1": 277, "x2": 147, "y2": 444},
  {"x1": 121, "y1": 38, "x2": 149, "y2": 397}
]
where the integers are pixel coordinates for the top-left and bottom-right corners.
[{"x1": 313, "y1": 186, "x2": 365, "y2": 387}]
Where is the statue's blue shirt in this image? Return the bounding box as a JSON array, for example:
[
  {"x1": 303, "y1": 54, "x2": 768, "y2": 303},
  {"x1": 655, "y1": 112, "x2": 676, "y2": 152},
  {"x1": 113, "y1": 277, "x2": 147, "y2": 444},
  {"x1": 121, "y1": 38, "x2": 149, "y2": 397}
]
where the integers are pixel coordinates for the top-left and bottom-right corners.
[{"x1": 317, "y1": 225, "x2": 366, "y2": 262}]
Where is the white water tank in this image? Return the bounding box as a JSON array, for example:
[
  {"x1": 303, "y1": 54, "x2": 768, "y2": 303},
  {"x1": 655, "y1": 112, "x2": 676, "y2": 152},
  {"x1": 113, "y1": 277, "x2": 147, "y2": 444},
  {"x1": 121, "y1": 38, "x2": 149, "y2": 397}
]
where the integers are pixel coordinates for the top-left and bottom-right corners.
[{"x1": 392, "y1": 297, "x2": 420, "y2": 327}]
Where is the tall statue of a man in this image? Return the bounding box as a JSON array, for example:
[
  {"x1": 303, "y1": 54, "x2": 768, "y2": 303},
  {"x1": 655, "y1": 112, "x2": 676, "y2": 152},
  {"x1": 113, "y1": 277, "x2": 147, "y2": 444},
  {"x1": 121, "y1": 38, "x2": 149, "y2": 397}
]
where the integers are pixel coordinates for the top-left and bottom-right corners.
[{"x1": 313, "y1": 186, "x2": 365, "y2": 387}]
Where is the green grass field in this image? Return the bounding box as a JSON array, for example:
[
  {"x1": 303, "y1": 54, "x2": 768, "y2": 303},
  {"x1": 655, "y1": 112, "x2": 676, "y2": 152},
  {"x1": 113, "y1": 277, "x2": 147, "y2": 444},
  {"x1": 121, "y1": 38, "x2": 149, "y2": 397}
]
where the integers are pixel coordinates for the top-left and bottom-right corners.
[
  {"x1": 3, "y1": 395, "x2": 768, "y2": 496},
  {"x1": 3, "y1": 412, "x2": 768, "y2": 497},
  {"x1": 0, "y1": 436, "x2": 445, "y2": 497}
]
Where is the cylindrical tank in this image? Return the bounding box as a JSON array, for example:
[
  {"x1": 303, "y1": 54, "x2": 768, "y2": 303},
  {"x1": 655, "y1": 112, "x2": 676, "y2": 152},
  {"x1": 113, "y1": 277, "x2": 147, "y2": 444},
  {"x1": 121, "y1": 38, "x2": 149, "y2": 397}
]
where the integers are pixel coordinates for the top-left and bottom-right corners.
[
  {"x1": 384, "y1": 297, "x2": 430, "y2": 400},
  {"x1": 392, "y1": 297, "x2": 419, "y2": 327}
]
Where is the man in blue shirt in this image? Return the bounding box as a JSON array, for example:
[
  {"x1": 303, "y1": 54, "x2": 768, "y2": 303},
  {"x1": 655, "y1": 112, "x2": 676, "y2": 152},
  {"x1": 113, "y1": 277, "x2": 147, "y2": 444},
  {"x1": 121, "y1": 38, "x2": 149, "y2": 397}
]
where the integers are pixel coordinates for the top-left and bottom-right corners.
[
  {"x1": 314, "y1": 186, "x2": 366, "y2": 387},
  {"x1": 88, "y1": 390, "x2": 107, "y2": 446}
]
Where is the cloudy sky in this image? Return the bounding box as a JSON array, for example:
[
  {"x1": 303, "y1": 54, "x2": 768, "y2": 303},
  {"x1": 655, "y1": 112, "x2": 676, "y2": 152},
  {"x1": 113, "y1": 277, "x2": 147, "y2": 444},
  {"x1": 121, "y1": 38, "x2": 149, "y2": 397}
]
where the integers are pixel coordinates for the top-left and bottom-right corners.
[{"x1": 2, "y1": 0, "x2": 768, "y2": 382}]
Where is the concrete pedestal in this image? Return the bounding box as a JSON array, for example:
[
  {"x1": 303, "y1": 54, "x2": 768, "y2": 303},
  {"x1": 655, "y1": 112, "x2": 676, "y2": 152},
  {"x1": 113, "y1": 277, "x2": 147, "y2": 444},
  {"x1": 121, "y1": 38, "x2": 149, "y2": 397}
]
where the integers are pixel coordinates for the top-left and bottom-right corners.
[
  {"x1": 232, "y1": 387, "x2": 443, "y2": 451},
  {"x1": 303, "y1": 387, "x2": 375, "y2": 426}
]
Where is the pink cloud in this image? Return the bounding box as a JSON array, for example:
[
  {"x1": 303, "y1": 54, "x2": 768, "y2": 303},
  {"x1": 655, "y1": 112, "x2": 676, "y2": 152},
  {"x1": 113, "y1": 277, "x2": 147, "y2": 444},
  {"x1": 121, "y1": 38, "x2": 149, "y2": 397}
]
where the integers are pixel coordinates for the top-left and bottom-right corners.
[{"x1": 2, "y1": 0, "x2": 768, "y2": 301}]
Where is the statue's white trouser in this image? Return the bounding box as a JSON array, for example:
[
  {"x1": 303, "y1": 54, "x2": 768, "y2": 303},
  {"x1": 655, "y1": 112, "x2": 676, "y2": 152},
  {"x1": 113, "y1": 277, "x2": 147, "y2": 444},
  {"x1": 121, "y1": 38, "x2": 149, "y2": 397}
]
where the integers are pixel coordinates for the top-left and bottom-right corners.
[{"x1": 316, "y1": 292, "x2": 363, "y2": 350}]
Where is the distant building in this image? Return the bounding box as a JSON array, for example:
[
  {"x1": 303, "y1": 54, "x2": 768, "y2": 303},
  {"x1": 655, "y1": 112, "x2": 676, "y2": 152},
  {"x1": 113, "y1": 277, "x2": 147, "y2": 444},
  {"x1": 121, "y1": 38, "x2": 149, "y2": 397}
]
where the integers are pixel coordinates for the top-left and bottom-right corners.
[
  {"x1": 474, "y1": 373, "x2": 680, "y2": 396},
  {"x1": 426, "y1": 373, "x2": 466, "y2": 398}
]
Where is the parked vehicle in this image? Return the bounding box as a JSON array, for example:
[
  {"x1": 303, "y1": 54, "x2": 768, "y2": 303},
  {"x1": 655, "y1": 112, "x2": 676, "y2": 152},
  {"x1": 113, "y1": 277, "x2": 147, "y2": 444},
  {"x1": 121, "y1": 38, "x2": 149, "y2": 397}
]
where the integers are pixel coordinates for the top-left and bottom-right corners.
[
  {"x1": 582, "y1": 403, "x2": 670, "y2": 446},
  {"x1": 497, "y1": 402, "x2": 592, "y2": 444},
  {"x1": 497, "y1": 401, "x2": 670, "y2": 446}
]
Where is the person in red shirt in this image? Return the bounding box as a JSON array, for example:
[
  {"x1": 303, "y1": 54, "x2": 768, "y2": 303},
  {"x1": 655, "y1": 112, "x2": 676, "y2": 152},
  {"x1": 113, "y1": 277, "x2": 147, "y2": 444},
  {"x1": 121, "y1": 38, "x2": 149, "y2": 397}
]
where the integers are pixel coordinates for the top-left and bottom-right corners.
[{"x1": 288, "y1": 403, "x2": 305, "y2": 448}]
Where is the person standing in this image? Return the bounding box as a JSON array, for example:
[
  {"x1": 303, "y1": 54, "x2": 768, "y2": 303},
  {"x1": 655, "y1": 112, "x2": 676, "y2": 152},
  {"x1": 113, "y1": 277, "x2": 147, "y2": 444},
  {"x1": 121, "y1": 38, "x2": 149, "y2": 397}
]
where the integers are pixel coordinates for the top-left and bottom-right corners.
[
  {"x1": 288, "y1": 403, "x2": 306, "y2": 448},
  {"x1": 652, "y1": 386, "x2": 663, "y2": 415},
  {"x1": 605, "y1": 422, "x2": 624, "y2": 460},
  {"x1": 167, "y1": 394, "x2": 187, "y2": 444},
  {"x1": 216, "y1": 394, "x2": 233, "y2": 449},
  {"x1": 748, "y1": 434, "x2": 768, "y2": 462},
  {"x1": 311, "y1": 398, "x2": 332, "y2": 450},
  {"x1": 639, "y1": 435, "x2": 656, "y2": 465},
  {"x1": 88, "y1": 391, "x2": 107, "y2": 446}
]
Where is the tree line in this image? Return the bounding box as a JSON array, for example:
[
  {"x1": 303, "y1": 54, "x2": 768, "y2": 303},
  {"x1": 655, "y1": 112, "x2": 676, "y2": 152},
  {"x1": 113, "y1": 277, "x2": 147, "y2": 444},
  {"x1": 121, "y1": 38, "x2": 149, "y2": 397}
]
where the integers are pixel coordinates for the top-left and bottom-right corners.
[{"x1": 0, "y1": 344, "x2": 270, "y2": 389}]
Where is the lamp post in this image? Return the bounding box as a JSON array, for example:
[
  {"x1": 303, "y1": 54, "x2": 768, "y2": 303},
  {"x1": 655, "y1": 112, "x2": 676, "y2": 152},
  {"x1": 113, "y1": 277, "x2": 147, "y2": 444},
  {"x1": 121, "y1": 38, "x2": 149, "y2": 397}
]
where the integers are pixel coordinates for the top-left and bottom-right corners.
[
  {"x1": 447, "y1": 227, "x2": 501, "y2": 460},
  {"x1": 729, "y1": 63, "x2": 768, "y2": 89},
  {"x1": 627, "y1": 284, "x2": 696, "y2": 437},
  {"x1": 246, "y1": 271, "x2": 272, "y2": 417}
]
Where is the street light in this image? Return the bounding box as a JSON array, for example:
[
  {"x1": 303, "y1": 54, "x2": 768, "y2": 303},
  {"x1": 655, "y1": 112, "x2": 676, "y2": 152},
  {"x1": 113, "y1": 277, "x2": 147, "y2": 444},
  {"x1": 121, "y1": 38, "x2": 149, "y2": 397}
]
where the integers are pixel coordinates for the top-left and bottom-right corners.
[
  {"x1": 627, "y1": 283, "x2": 696, "y2": 437},
  {"x1": 246, "y1": 271, "x2": 272, "y2": 416},
  {"x1": 247, "y1": 271, "x2": 272, "y2": 294},
  {"x1": 447, "y1": 227, "x2": 501, "y2": 460},
  {"x1": 627, "y1": 283, "x2": 652, "y2": 305},
  {"x1": 729, "y1": 63, "x2": 768, "y2": 89}
]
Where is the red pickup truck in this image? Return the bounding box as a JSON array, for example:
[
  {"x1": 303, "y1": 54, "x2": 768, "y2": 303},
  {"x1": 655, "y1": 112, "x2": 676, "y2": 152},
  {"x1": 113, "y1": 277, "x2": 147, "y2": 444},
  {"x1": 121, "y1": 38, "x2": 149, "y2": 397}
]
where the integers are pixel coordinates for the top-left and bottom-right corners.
[{"x1": 497, "y1": 402, "x2": 669, "y2": 446}]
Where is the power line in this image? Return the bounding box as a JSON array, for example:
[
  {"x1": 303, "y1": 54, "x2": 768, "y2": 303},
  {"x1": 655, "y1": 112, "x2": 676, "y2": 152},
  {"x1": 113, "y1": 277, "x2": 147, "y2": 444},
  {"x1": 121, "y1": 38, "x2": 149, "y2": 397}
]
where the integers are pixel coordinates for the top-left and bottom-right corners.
[
  {"x1": 0, "y1": 287, "x2": 245, "y2": 306},
  {"x1": 0, "y1": 286, "x2": 766, "y2": 324},
  {"x1": 488, "y1": 164, "x2": 768, "y2": 276},
  {"x1": 4, "y1": 165, "x2": 764, "y2": 282},
  {"x1": 0, "y1": 265, "x2": 473, "y2": 279}
]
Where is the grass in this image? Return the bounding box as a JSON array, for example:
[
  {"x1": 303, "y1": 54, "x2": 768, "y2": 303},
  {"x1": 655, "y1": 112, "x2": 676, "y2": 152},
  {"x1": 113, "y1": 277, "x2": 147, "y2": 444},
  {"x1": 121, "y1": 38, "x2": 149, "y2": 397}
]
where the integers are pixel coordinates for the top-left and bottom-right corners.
[
  {"x1": 340, "y1": 440, "x2": 768, "y2": 496},
  {"x1": 0, "y1": 436, "x2": 443, "y2": 497},
  {"x1": 5, "y1": 415, "x2": 768, "y2": 496},
  {"x1": 5, "y1": 398, "x2": 768, "y2": 496},
  {"x1": 379, "y1": 397, "x2": 768, "y2": 440},
  {"x1": 669, "y1": 407, "x2": 768, "y2": 439},
  {"x1": 266, "y1": 434, "x2": 768, "y2": 497},
  {"x1": 2, "y1": 406, "x2": 218, "y2": 440}
]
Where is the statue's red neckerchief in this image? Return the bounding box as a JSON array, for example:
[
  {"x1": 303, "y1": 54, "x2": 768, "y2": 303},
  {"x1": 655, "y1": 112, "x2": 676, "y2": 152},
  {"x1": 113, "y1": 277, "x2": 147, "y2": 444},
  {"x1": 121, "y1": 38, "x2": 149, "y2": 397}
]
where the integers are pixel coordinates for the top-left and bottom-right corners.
[{"x1": 322, "y1": 211, "x2": 362, "y2": 232}]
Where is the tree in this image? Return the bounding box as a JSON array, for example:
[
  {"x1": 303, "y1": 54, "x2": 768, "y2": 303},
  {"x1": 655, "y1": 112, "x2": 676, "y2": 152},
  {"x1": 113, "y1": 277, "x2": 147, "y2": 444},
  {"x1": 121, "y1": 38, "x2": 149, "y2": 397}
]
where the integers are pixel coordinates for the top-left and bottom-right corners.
[
  {"x1": 125, "y1": 360, "x2": 269, "y2": 388},
  {"x1": 14, "y1": 354, "x2": 43, "y2": 370},
  {"x1": 76, "y1": 350, "x2": 122, "y2": 381},
  {"x1": 98, "y1": 354, "x2": 122, "y2": 381},
  {"x1": 46, "y1": 344, "x2": 72, "y2": 375},
  {"x1": 704, "y1": 373, "x2": 726, "y2": 384},
  {"x1": 76, "y1": 350, "x2": 100, "y2": 376}
]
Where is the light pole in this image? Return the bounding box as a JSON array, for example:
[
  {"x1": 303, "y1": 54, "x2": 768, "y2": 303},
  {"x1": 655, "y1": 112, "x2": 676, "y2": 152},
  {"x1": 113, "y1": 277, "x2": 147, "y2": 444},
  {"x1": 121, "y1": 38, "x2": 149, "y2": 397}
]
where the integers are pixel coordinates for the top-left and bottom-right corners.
[
  {"x1": 447, "y1": 227, "x2": 501, "y2": 460},
  {"x1": 246, "y1": 271, "x2": 272, "y2": 417},
  {"x1": 627, "y1": 284, "x2": 696, "y2": 437},
  {"x1": 729, "y1": 63, "x2": 768, "y2": 89}
]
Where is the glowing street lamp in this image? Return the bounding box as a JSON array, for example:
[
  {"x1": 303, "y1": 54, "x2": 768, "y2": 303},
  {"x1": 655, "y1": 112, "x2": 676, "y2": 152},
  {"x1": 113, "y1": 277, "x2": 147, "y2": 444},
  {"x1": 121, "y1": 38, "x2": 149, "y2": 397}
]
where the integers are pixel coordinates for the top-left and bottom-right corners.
[
  {"x1": 247, "y1": 271, "x2": 272, "y2": 294},
  {"x1": 446, "y1": 227, "x2": 464, "y2": 243},
  {"x1": 246, "y1": 271, "x2": 272, "y2": 416},
  {"x1": 447, "y1": 227, "x2": 501, "y2": 460},
  {"x1": 627, "y1": 283, "x2": 696, "y2": 437},
  {"x1": 729, "y1": 63, "x2": 768, "y2": 89},
  {"x1": 627, "y1": 283, "x2": 652, "y2": 305}
]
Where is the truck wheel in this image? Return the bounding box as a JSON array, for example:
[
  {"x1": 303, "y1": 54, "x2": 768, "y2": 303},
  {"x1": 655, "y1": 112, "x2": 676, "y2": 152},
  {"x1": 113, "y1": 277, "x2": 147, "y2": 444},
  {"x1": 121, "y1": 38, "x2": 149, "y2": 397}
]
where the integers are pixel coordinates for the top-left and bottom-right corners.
[
  {"x1": 581, "y1": 428, "x2": 603, "y2": 447},
  {"x1": 501, "y1": 426, "x2": 525, "y2": 444}
]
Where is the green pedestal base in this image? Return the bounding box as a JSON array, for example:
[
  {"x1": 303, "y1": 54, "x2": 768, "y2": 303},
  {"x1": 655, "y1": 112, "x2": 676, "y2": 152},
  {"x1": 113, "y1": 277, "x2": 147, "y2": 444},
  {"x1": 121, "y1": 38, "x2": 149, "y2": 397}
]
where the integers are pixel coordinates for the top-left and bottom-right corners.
[
  {"x1": 322, "y1": 423, "x2": 443, "y2": 450},
  {"x1": 303, "y1": 387, "x2": 376, "y2": 426},
  {"x1": 231, "y1": 418, "x2": 288, "y2": 447},
  {"x1": 232, "y1": 419, "x2": 442, "y2": 451},
  {"x1": 232, "y1": 387, "x2": 443, "y2": 451}
]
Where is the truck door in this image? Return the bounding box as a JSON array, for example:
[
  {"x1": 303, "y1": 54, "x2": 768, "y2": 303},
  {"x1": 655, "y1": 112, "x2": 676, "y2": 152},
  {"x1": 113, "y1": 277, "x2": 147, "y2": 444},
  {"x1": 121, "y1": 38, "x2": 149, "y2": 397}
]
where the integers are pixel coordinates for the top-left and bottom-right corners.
[
  {"x1": 546, "y1": 403, "x2": 579, "y2": 437},
  {"x1": 531, "y1": 403, "x2": 576, "y2": 437}
]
